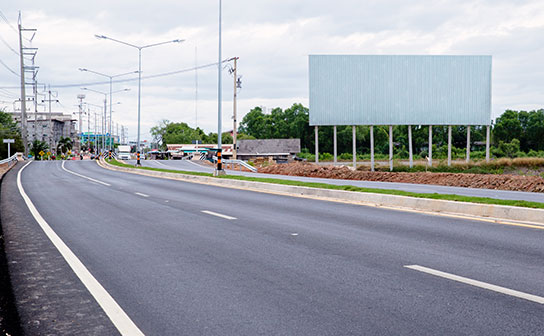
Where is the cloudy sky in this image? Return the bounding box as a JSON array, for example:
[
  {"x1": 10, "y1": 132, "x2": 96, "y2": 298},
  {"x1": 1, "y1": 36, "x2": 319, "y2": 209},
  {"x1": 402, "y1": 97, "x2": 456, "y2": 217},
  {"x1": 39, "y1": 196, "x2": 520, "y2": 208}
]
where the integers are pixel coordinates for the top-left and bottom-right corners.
[{"x1": 0, "y1": 0, "x2": 543, "y2": 142}]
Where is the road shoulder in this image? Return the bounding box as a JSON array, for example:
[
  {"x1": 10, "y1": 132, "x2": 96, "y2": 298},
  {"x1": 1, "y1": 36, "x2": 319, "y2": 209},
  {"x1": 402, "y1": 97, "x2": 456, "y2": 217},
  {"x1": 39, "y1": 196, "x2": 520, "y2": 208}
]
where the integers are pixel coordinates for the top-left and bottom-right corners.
[{"x1": 0, "y1": 162, "x2": 119, "y2": 335}]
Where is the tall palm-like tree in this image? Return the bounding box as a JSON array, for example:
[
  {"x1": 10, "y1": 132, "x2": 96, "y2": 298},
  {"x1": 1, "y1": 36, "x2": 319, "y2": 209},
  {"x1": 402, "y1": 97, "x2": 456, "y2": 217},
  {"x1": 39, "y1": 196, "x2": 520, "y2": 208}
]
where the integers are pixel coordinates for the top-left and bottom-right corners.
[{"x1": 57, "y1": 137, "x2": 73, "y2": 154}]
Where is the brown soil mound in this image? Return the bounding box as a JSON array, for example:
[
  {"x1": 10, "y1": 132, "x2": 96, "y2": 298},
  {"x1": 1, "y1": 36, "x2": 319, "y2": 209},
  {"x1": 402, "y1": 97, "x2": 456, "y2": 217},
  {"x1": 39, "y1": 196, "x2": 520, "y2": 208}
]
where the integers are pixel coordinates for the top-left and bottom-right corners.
[{"x1": 258, "y1": 162, "x2": 544, "y2": 193}]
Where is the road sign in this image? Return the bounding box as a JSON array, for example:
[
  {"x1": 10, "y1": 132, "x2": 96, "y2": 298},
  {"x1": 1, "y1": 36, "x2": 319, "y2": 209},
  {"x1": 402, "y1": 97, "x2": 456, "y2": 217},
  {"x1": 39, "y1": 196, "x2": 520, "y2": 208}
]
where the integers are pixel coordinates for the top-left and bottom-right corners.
[
  {"x1": 47, "y1": 151, "x2": 51, "y2": 156},
  {"x1": 4, "y1": 138, "x2": 14, "y2": 159},
  {"x1": 39, "y1": 150, "x2": 45, "y2": 156},
  {"x1": 67, "y1": 150, "x2": 71, "y2": 155}
]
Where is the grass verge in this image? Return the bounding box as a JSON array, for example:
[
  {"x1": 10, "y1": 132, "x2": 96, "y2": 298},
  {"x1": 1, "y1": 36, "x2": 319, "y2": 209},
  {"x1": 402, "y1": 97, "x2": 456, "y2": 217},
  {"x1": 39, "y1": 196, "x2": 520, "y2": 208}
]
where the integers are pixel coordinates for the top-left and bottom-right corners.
[{"x1": 105, "y1": 159, "x2": 544, "y2": 210}]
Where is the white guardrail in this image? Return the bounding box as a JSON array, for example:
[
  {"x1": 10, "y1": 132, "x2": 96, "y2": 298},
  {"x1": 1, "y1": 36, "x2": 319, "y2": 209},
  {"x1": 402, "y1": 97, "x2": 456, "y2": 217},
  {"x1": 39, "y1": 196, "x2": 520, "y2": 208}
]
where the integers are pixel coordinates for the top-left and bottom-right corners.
[
  {"x1": 223, "y1": 159, "x2": 258, "y2": 172},
  {"x1": 0, "y1": 153, "x2": 18, "y2": 165}
]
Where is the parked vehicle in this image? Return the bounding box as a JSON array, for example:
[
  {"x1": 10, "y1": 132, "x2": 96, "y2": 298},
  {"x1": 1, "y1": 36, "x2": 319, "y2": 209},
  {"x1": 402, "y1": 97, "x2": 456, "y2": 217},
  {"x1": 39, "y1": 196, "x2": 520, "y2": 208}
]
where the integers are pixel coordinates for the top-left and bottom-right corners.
[{"x1": 117, "y1": 145, "x2": 132, "y2": 160}]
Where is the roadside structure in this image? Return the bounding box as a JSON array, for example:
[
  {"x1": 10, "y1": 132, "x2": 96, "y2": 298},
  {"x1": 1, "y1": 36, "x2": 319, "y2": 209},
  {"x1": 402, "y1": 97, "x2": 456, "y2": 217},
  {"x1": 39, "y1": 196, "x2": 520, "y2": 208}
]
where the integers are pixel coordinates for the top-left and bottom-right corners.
[
  {"x1": 309, "y1": 55, "x2": 492, "y2": 171},
  {"x1": 164, "y1": 139, "x2": 300, "y2": 162},
  {"x1": 8, "y1": 111, "x2": 77, "y2": 152},
  {"x1": 236, "y1": 139, "x2": 300, "y2": 161}
]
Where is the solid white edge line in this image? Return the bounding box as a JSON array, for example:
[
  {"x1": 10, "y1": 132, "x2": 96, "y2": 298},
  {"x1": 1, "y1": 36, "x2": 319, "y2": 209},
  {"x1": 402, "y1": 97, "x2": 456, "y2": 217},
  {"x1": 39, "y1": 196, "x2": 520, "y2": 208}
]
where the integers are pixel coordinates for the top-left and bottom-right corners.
[
  {"x1": 201, "y1": 210, "x2": 237, "y2": 220},
  {"x1": 405, "y1": 265, "x2": 544, "y2": 304},
  {"x1": 62, "y1": 161, "x2": 111, "y2": 186},
  {"x1": 18, "y1": 161, "x2": 145, "y2": 335},
  {"x1": 134, "y1": 192, "x2": 149, "y2": 198}
]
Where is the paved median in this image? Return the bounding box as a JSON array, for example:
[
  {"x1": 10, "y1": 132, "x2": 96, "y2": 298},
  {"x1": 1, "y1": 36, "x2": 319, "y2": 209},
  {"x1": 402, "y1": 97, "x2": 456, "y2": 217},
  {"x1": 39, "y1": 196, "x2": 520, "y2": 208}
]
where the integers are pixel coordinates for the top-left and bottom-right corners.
[{"x1": 98, "y1": 159, "x2": 544, "y2": 226}]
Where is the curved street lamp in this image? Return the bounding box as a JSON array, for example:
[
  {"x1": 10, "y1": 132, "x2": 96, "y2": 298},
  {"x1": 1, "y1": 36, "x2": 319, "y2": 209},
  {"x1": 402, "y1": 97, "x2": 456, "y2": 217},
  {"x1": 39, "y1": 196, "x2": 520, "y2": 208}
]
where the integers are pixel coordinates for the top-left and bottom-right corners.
[
  {"x1": 82, "y1": 87, "x2": 129, "y2": 152},
  {"x1": 79, "y1": 68, "x2": 137, "y2": 150},
  {"x1": 94, "y1": 34, "x2": 184, "y2": 153}
]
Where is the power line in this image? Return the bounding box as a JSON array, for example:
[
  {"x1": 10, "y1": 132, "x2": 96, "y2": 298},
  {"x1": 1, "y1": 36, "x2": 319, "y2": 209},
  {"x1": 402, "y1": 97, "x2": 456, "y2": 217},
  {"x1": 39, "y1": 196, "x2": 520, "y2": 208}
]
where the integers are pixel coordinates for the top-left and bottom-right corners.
[
  {"x1": 0, "y1": 9, "x2": 18, "y2": 34},
  {"x1": 0, "y1": 33, "x2": 19, "y2": 55},
  {"x1": 49, "y1": 60, "x2": 224, "y2": 88},
  {"x1": 0, "y1": 57, "x2": 19, "y2": 77},
  {"x1": 0, "y1": 88, "x2": 17, "y2": 98},
  {"x1": 0, "y1": 58, "x2": 234, "y2": 90}
]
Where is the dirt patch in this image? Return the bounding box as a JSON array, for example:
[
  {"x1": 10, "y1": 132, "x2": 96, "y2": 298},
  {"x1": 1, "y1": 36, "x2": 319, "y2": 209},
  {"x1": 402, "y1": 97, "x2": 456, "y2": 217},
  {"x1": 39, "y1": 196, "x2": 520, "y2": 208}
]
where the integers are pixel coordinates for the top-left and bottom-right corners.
[{"x1": 258, "y1": 162, "x2": 544, "y2": 193}]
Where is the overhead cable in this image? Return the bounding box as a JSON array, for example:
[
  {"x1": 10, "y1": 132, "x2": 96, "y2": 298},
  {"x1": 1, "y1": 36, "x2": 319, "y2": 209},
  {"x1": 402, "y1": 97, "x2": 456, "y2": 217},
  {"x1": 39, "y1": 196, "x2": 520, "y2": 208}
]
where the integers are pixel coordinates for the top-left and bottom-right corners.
[{"x1": 0, "y1": 58, "x2": 19, "y2": 77}]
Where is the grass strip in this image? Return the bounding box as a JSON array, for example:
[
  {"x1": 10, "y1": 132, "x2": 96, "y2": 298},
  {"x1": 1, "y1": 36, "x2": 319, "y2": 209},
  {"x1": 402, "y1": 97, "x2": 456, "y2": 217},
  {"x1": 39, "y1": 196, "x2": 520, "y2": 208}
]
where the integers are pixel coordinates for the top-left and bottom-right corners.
[{"x1": 105, "y1": 159, "x2": 544, "y2": 209}]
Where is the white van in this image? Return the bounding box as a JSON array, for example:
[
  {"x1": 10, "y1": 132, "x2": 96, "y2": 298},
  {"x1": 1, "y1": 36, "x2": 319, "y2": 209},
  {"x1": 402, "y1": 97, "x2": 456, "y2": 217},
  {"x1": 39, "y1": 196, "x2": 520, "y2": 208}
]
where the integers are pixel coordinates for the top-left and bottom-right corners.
[{"x1": 117, "y1": 145, "x2": 132, "y2": 160}]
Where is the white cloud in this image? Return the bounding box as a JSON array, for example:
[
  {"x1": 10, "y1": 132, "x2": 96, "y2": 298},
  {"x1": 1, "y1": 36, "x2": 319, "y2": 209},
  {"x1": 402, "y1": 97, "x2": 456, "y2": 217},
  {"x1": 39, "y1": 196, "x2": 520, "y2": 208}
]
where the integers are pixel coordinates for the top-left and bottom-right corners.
[{"x1": 1, "y1": 0, "x2": 543, "y2": 141}]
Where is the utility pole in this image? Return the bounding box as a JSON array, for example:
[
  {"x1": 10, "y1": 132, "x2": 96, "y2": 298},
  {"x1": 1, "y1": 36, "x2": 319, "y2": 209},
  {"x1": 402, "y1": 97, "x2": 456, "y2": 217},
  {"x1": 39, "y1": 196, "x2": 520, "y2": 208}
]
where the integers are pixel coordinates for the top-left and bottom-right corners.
[
  {"x1": 18, "y1": 14, "x2": 35, "y2": 158},
  {"x1": 87, "y1": 107, "x2": 91, "y2": 149},
  {"x1": 77, "y1": 94, "x2": 85, "y2": 153},
  {"x1": 103, "y1": 97, "x2": 107, "y2": 153},
  {"x1": 228, "y1": 57, "x2": 241, "y2": 159},
  {"x1": 94, "y1": 112, "x2": 98, "y2": 154},
  {"x1": 42, "y1": 87, "x2": 59, "y2": 152}
]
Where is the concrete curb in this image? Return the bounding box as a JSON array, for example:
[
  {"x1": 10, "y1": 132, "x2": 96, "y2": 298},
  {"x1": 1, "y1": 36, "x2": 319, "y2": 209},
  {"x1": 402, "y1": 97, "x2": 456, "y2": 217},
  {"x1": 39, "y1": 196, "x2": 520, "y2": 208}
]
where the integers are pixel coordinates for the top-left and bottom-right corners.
[{"x1": 98, "y1": 159, "x2": 544, "y2": 225}]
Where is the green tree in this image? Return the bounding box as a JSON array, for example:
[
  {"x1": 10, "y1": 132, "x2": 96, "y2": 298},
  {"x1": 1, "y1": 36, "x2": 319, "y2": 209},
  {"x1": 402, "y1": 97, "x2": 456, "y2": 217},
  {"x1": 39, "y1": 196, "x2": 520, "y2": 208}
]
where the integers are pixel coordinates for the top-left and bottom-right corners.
[
  {"x1": 526, "y1": 109, "x2": 544, "y2": 151},
  {"x1": 238, "y1": 107, "x2": 272, "y2": 139},
  {"x1": 57, "y1": 137, "x2": 73, "y2": 154},
  {"x1": 0, "y1": 109, "x2": 23, "y2": 158},
  {"x1": 150, "y1": 120, "x2": 208, "y2": 149},
  {"x1": 239, "y1": 103, "x2": 314, "y2": 151},
  {"x1": 493, "y1": 110, "x2": 523, "y2": 147},
  {"x1": 30, "y1": 139, "x2": 49, "y2": 159}
]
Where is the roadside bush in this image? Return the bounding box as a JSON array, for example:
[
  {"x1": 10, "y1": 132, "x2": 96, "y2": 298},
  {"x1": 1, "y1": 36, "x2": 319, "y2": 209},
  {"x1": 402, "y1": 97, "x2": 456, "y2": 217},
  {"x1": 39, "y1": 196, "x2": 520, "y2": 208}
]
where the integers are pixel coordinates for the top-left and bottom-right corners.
[
  {"x1": 319, "y1": 152, "x2": 333, "y2": 161},
  {"x1": 471, "y1": 151, "x2": 486, "y2": 160},
  {"x1": 493, "y1": 139, "x2": 521, "y2": 158},
  {"x1": 339, "y1": 152, "x2": 352, "y2": 161}
]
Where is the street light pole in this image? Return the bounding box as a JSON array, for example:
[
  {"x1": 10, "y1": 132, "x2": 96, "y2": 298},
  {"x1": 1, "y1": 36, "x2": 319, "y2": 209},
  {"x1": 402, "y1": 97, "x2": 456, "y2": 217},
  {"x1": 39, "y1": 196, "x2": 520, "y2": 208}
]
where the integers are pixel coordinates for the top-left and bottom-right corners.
[
  {"x1": 137, "y1": 48, "x2": 142, "y2": 155},
  {"x1": 94, "y1": 35, "x2": 184, "y2": 154},
  {"x1": 79, "y1": 68, "x2": 137, "y2": 150},
  {"x1": 82, "y1": 87, "x2": 128, "y2": 153},
  {"x1": 215, "y1": 0, "x2": 225, "y2": 175}
]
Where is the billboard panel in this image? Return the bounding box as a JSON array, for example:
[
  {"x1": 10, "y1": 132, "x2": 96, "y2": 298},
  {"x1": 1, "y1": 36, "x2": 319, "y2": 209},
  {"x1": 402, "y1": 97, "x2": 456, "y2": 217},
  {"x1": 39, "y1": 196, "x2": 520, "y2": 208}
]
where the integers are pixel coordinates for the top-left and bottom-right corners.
[{"x1": 309, "y1": 55, "x2": 492, "y2": 126}]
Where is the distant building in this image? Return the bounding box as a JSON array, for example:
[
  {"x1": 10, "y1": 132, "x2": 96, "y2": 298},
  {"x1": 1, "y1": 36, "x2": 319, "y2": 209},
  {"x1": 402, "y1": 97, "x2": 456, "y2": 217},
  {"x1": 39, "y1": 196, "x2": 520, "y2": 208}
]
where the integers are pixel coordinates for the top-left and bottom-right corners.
[
  {"x1": 8, "y1": 111, "x2": 77, "y2": 150},
  {"x1": 164, "y1": 139, "x2": 301, "y2": 161},
  {"x1": 236, "y1": 139, "x2": 301, "y2": 161}
]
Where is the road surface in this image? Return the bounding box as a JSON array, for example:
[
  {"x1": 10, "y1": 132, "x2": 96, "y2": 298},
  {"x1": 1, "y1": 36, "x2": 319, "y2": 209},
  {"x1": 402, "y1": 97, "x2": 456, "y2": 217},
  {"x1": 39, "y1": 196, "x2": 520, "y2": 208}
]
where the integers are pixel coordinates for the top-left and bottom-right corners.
[{"x1": 9, "y1": 160, "x2": 544, "y2": 335}]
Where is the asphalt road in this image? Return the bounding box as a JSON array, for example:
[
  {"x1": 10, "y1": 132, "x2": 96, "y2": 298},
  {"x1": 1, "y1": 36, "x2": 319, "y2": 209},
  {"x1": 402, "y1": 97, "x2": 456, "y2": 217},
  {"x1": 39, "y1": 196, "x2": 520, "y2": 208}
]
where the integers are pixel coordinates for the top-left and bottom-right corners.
[
  {"x1": 13, "y1": 160, "x2": 544, "y2": 335},
  {"x1": 125, "y1": 159, "x2": 544, "y2": 203}
]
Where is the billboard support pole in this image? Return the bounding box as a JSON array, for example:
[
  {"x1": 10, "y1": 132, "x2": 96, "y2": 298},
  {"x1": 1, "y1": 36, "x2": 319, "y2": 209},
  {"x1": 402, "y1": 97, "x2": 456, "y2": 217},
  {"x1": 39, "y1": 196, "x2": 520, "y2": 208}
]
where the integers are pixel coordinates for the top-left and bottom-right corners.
[
  {"x1": 466, "y1": 126, "x2": 471, "y2": 163},
  {"x1": 389, "y1": 125, "x2": 393, "y2": 171},
  {"x1": 314, "y1": 126, "x2": 319, "y2": 163},
  {"x1": 428, "y1": 125, "x2": 433, "y2": 167},
  {"x1": 370, "y1": 125, "x2": 374, "y2": 172},
  {"x1": 485, "y1": 125, "x2": 490, "y2": 163},
  {"x1": 352, "y1": 126, "x2": 356, "y2": 168},
  {"x1": 333, "y1": 125, "x2": 337, "y2": 165},
  {"x1": 447, "y1": 125, "x2": 452, "y2": 166},
  {"x1": 408, "y1": 125, "x2": 413, "y2": 168}
]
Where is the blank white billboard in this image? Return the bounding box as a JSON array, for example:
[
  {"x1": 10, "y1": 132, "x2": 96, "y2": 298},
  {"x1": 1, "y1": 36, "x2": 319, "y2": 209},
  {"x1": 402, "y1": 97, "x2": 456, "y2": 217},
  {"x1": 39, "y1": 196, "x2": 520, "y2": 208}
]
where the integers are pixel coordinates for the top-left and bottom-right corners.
[{"x1": 309, "y1": 55, "x2": 492, "y2": 126}]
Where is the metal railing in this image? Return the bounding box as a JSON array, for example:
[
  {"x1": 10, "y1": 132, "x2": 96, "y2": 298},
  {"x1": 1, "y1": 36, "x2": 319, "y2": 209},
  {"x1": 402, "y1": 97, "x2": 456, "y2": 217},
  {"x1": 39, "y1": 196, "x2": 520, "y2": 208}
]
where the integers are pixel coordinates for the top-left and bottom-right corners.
[
  {"x1": 223, "y1": 159, "x2": 257, "y2": 172},
  {"x1": 0, "y1": 153, "x2": 18, "y2": 166}
]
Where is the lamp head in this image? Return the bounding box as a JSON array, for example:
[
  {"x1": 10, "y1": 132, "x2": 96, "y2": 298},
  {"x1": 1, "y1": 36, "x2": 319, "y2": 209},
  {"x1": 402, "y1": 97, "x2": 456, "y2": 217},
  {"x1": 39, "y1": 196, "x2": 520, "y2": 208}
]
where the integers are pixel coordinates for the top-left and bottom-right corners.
[
  {"x1": 78, "y1": 68, "x2": 88, "y2": 72},
  {"x1": 95, "y1": 34, "x2": 107, "y2": 39}
]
